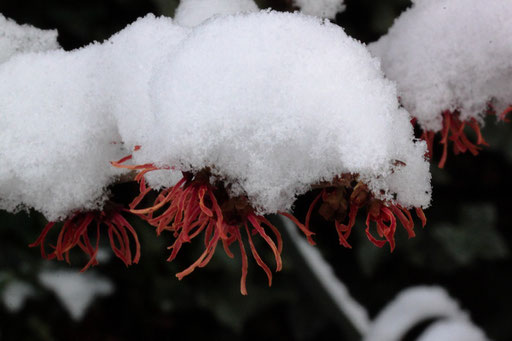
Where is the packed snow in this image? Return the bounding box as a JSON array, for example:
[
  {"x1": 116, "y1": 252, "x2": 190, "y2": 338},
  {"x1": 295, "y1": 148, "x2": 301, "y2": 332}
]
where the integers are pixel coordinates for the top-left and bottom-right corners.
[
  {"x1": 293, "y1": 0, "x2": 345, "y2": 19},
  {"x1": 174, "y1": 0, "x2": 258, "y2": 27},
  {"x1": 0, "y1": 11, "x2": 431, "y2": 221},
  {"x1": 0, "y1": 14, "x2": 59, "y2": 64},
  {"x1": 39, "y1": 270, "x2": 114, "y2": 320},
  {"x1": 370, "y1": 0, "x2": 512, "y2": 132}
]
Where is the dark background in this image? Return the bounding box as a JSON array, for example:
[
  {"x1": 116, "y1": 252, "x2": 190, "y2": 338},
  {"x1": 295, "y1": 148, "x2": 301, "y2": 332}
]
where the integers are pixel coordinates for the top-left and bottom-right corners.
[{"x1": 1, "y1": 0, "x2": 512, "y2": 340}]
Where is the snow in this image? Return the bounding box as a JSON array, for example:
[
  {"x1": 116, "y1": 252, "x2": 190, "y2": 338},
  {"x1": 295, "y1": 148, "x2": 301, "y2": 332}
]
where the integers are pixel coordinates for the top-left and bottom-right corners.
[
  {"x1": 0, "y1": 14, "x2": 59, "y2": 64},
  {"x1": 283, "y1": 214, "x2": 490, "y2": 340},
  {"x1": 370, "y1": 0, "x2": 512, "y2": 132},
  {"x1": 293, "y1": 0, "x2": 345, "y2": 19},
  {"x1": 1, "y1": 280, "x2": 35, "y2": 313},
  {"x1": 39, "y1": 270, "x2": 114, "y2": 321},
  {"x1": 0, "y1": 44, "x2": 126, "y2": 221},
  {"x1": 0, "y1": 11, "x2": 431, "y2": 221},
  {"x1": 174, "y1": 0, "x2": 258, "y2": 27},
  {"x1": 100, "y1": 14, "x2": 189, "y2": 190},
  {"x1": 147, "y1": 11, "x2": 431, "y2": 213},
  {"x1": 363, "y1": 286, "x2": 473, "y2": 341},
  {"x1": 101, "y1": 15, "x2": 188, "y2": 154},
  {"x1": 0, "y1": 15, "x2": 184, "y2": 221},
  {"x1": 417, "y1": 320, "x2": 489, "y2": 341}
]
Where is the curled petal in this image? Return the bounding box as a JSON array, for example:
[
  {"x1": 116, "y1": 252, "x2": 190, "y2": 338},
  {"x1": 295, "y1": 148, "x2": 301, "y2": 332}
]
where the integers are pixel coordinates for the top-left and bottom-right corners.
[
  {"x1": 245, "y1": 222, "x2": 273, "y2": 287},
  {"x1": 390, "y1": 205, "x2": 415, "y2": 238},
  {"x1": 279, "y1": 211, "x2": 315, "y2": 245},
  {"x1": 247, "y1": 214, "x2": 282, "y2": 272},
  {"x1": 30, "y1": 210, "x2": 140, "y2": 270},
  {"x1": 415, "y1": 207, "x2": 427, "y2": 227},
  {"x1": 235, "y1": 228, "x2": 249, "y2": 295}
]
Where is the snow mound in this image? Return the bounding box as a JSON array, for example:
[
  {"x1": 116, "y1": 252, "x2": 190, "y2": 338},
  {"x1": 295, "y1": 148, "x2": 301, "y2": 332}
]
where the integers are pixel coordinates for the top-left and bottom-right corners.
[
  {"x1": 146, "y1": 11, "x2": 431, "y2": 213},
  {"x1": 0, "y1": 44, "x2": 125, "y2": 221},
  {"x1": 174, "y1": 0, "x2": 258, "y2": 27},
  {"x1": 0, "y1": 15, "x2": 187, "y2": 221},
  {"x1": 102, "y1": 14, "x2": 188, "y2": 152},
  {"x1": 0, "y1": 12, "x2": 431, "y2": 221},
  {"x1": 370, "y1": 0, "x2": 512, "y2": 132},
  {"x1": 294, "y1": 0, "x2": 345, "y2": 19},
  {"x1": 0, "y1": 14, "x2": 59, "y2": 64},
  {"x1": 101, "y1": 14, "x2": 189, "y2": 189}
]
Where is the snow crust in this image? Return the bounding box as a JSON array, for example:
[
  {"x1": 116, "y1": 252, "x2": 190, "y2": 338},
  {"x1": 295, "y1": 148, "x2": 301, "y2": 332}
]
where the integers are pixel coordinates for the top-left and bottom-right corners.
[
  {"x1": 0, "y1": 14, "x2": 59, "y2": 64},
  {"x1": 0, "y1": 11, "x2": 431, "y2": 221},
  {"x1": 146, "y1": 11, "x2": 431, "y2": 213},
  {"x1": 293, "y1": 0, "x2": 345, "y2": 19},
  {"x1": 370, "y1": 0, "x2": 512, "y2": 132},
  {"x1": 174, "y1": 0, "x2": 258, "y2": 27},
  {"x1": 39, "y1": 270, "x2": 114, "y2": 321}
]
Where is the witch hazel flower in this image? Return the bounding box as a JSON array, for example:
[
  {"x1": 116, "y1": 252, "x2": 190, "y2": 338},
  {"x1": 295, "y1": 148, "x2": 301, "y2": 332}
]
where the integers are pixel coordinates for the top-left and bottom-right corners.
[
  {"x1": 29, "y1": 205, "x2": 141, "y2": 271},
  {"x1": 113, "y1": 158, "x2": 283, "y2": 296},
  {"x1": 110, "y1": 11, "x2": 431, "y2": 293},
  {"x1": 300, "y1": 174, "x2": 426, "y2": 251},
  {"x1": 370, "y1": 0, "x2": 512, "y2": 167}
]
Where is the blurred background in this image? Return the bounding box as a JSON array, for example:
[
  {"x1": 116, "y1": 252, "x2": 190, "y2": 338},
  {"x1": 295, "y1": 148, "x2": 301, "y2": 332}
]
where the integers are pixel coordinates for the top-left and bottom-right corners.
[{"x1": 1, "y1": 0, "x2": 512, "y2": 340}]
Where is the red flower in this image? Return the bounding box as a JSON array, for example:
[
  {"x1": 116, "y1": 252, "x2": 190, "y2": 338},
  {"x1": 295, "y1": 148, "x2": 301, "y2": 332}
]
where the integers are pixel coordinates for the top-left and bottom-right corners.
[
  {"x1": 111, "y1": 150, "x2": 425, "y2": 293},
  {"x1": 30, "y1": 205, "x2": 140, "y2": 271},
  {"x1": 113, "y1": 154, "x2": 284, "y2": 295},
  {"x1": 420, "y1": 106, "x2": 511, "y2": 168},
  {"x1": 295, "y1": 175, "x2": 426, "y2": 252}
]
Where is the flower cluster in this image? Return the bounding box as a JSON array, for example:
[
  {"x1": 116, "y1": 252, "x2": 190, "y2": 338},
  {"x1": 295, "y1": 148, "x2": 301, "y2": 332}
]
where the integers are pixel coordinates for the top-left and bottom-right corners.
[
  {"x1": 371, "y1": 0, "x2": 512, "y2": 167},
  {"x1": 418, "y1": 111, "x2": 489, "y2": 168},
  {"x1": 3, "y1": 9, "x2": 434, "y2": 293},
  {"x1": 298, "y1": 175, "x2": 425, "y2": 251},
  {"x1": 106, "y1": 147, "x2": 427, "y2": 294}
]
